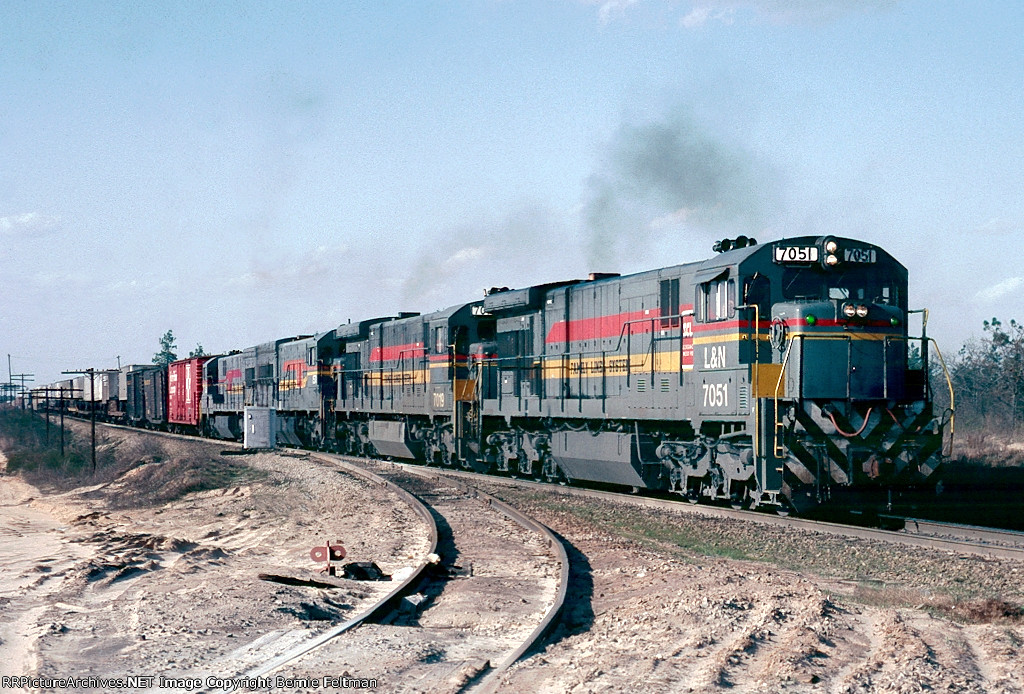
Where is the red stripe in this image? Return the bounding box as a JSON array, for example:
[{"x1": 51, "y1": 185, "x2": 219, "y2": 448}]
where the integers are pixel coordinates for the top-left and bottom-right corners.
[
  {"x1": 281, "y1": 359, "x2": 314, "y2": 375},
  {"x1": 545, "y1": 310, "x2": 896, "y2": 343},
  {"x1": 546, "y1": 308, "x2": 683, "y2": 344},
  {"x1": 370, "y1": 343, "x2": 426, "y2": 363},
  {"x1": 546, "y1": 304, "x2": 701, "y2": 344},
  {"x1": 784, "y1": 318, "x2": 896, "y2": 329}
]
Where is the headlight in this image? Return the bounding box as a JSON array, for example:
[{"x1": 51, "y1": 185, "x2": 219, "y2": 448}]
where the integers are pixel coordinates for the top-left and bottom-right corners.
[
  {"x1": 824, "y1": 240, "x2": 838, "y2": 253},
  {"x1": 856, "y1": 305, "x2": 869, "y2": 318},
  {"x1": 825, "y1": 254, "x2": 839, "y2": 266},
  {"x1": 843, "y1": 304, "x2": 857, "y2": 318}
]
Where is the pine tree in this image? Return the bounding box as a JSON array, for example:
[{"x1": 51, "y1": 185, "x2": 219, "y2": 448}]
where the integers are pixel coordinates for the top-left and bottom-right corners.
[{"x1": 153, "y1": 330, "x2": 178, "y2": 366}]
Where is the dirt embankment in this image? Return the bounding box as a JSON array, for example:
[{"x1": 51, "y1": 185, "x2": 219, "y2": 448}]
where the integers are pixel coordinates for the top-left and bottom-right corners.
[{"x1": 0, "y1": 425, "x2": 431, "y2": 688}]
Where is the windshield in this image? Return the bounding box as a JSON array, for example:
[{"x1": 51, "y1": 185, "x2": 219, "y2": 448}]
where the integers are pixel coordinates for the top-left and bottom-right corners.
[{"x1": 781, "y1": 267, "x2": 901, "y2": 307}]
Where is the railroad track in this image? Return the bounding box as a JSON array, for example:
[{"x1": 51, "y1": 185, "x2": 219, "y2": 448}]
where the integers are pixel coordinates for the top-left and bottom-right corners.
[
  {"x1": 194, "y1": 453, "x2": 442, "y2": 692},
  {"x1": 899, "y1": 518, "x2": 1024, "y2": 555},
  {"x1": 388, "y1": 462, "x2": 1024, "y2": 562},
  {"x1": 69, "y1": 422, "x2": 568, "y2": 693},
  {"x1": 367, "y1": 458, "x2": 570, "y2": 693},
  {"x1": 261, "y1": 453, "x2": 569, "y2": 693},
  {"x1": 76, "y1": 417, "x2": 1024, "y2": 563}
]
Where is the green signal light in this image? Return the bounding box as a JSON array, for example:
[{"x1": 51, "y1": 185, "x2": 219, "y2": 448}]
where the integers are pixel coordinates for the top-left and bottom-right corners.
[
  {"x1": 891, "y1": 316, "x2": 900, "y2": 326},
  {"x1": 805, "y1": 314, "x2": 817, "y2": 325}
]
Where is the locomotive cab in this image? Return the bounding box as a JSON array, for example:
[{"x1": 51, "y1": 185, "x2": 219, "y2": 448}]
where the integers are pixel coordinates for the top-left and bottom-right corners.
[
  {"x1": 765, "y1": 238, "x2": 909, "y2": 402},
  {"x1": 739, "y1": 235, "x2": 945, "y2": 513}
]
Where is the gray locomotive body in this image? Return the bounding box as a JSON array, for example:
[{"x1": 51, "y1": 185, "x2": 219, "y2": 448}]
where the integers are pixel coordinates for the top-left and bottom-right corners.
[{"x1": 451, "y1": 235, "x2": 944, "y2": 512}]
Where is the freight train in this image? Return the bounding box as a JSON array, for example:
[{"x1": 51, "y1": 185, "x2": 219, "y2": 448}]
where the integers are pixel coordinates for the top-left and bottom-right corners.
[{"x1": 34, "y1": 235, "x2": 952, "y2": 514}]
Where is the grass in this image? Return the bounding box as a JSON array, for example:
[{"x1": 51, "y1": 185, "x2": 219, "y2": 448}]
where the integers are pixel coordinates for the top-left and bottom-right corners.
[
  {"x1": 951, "y1": 428, "x2": 1024, "y2": 467},
  {"x1": 0, "y1": 407, "x2": 264, "y2": 507},
  {"x1": 0, "y1": 407, "x2": 98, "y2": 477},
  {"x1": 849, "y1": 584, "x2": 1024, "y2": 624}
]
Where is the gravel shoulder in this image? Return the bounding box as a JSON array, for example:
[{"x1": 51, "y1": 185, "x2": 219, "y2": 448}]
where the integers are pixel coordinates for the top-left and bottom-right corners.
[{"x1": 484, "y1": 486, "x2": 1024, "y2": 693}]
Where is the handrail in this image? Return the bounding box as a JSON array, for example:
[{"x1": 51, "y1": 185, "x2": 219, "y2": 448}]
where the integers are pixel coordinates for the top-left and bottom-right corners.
[
  {"x1": 927, "y1": 337, "x2": 955, "y2": 456},
  {"x1": 772, "y1": 337, "x2": 796, "y2": 457},
  {"x1": 736, "y1": 304, "x2": 761, "y2": 463},
  {"x1": 770, "y1": 325, "x2": 953, "y2": 459}
]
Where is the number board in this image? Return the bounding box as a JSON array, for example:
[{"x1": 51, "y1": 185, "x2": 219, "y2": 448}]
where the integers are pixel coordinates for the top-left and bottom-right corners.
[
  {"x1": 843, "y1": 247, "x2": 877, "y2": 263},
  {"x1": 773, "y1": 245, "x2": 819, "y2": 263}
]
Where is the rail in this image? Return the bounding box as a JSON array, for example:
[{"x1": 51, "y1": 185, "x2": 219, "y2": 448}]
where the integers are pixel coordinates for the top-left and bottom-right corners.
[
  {"x1": 196, "y1": 451, "x2": 442, "y2": 688},
  {"x1": 392, "y1": 463, "x2": 570, "y2": 692},
  {"x1": 418, "y1": 465, "x2": 1024, "y2": 562}
]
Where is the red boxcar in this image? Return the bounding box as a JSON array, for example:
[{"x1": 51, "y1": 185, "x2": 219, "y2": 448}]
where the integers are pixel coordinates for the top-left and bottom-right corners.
[{"x1": 167, "y1": 357, "x2": 211, "y2": 428}]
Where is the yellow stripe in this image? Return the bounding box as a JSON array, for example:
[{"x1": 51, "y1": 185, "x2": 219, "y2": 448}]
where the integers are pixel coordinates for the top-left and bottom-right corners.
[
  {"x1": 364, "y1": 369, "x2": 430, "y2": 386},
  {"x1": 788, "y1": 330, "x2": 894, "y2": 342}
]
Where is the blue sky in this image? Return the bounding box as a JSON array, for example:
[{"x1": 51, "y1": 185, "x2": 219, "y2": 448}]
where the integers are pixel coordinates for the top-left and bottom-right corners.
[{"x1": 2, "y1": 0, "x2": 1022, "y2": 385}]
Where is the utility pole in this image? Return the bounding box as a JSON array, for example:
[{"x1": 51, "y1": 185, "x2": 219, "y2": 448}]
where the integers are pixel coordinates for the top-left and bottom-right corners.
[
  {"x1": 31, "y1": 386, "x2": 66, "y2": 445},
  {"x1": 13, "y1": 373, "x2": 34, "y2": 408},
  {"x1": 8, "y1": 354, "x2": 34, "y2": 408},
  {"x1": 62, "y1": 368, "x2": 117, "y2": 473},
  {"x1": 60, "y1": 384, "x2": 68, "y2": 456}
]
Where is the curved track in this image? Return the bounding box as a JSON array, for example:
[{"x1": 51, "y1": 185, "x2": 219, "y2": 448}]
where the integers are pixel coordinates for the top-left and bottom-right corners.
[
  {"x1": 62, "y1": 423, "x2": 568, "y2": 692},
  {"x1": 274, "y1": 454, "x2": 569, "y2": 692},
  {"x1": 208, "y1": 453, "x2": 442, "y2": 688},
  {"x1": 393, "y1": 462, "x2": 1024, "y2": 562},
  {"x1": 375, "y1": 460, "x2": 570, "y2": 692}
]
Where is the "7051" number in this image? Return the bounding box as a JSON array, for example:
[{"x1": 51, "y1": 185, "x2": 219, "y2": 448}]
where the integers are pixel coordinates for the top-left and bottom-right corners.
[{"x1": 702, "y1": 383, "x2": 729, "y2": 408}]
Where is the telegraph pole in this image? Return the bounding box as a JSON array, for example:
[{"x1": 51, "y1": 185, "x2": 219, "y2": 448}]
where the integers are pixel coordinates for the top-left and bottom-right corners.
[
  {"x1": 62, "y1": 368, "x2": 116, "y2": 473},
  {"x1": 14, "y1": 374, "x2": 34, "y2": 408},
  {"x1": 61, "y1": 370, "x2": 93, "y2": 472},
  {"x1": 31, "y1": 386, "x2": 65, "y2": 445},
  {"x1": 60, "y1": 384, "x2": 67, "y2": 456},
  {"x1": 7, "y1": 355, "x2": 33, "y2": 408}
]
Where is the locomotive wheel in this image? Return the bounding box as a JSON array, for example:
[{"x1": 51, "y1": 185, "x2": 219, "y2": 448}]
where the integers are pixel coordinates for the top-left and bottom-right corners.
[
  {"x1": 729, "y1": 483, "x2": 753, "y2": 510},
  {"x1": 438, "y1": 443, "x2": 452, "y2": 467}
]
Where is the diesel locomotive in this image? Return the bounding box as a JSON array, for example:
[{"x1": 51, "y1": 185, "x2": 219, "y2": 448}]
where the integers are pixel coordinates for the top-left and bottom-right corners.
[{"x1": 36, "y1": 235, "x2": 952, "y2": 514}]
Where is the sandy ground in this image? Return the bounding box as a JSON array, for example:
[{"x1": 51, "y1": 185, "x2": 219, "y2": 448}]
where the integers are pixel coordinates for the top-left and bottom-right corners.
[
  {"x1": 491, "y1": 490, "x2": 1024, "y2": 693},
  {"x1": 1, "y1": 426, "x2": 1023, "y2": 693},
  {"x1": 0, "y1": 431, "x2": 432, "y2": 692}
]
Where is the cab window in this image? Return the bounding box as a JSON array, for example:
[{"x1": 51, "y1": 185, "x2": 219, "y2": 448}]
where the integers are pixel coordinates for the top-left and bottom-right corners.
[
  {"x1": 701, "y1": 278, "x2": 735, "y2": 322},
  {"x1": 433, "y1": 327, "x2": 447, "y2": 353}
]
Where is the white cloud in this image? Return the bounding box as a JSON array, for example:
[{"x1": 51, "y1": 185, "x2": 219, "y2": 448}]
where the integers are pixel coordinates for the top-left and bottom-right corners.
[
  {"x1": 32, "y1": 271, "x2": 90, "y2": 288},
  {"x1": 447, "y1": 246, "x2": 486, "y2": 266},
  {"x1": 973, "y1": 217, "x2": 1014, "y2": 236},
  {"x1": 0, "y1": 212, "x2": 61, "y2": 237},
  {"x1": 976, "y1": 277, "x2": 1024, "y2": 303},
  {"x1": 681, "y1": 6, "x2": 735, "y2": 27},
  {"x1": 578, "y1": 0, "x2": 641, "y2": 24},
  {"x1": 224, "y1": 243, "x2": 350, "y2": 290},
  {"x1": 583, "y1": 0, "x2": 897, "y2": 28},
  {"x1": 649, "y1": 207, "x2": 696, "y2": 228}
]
